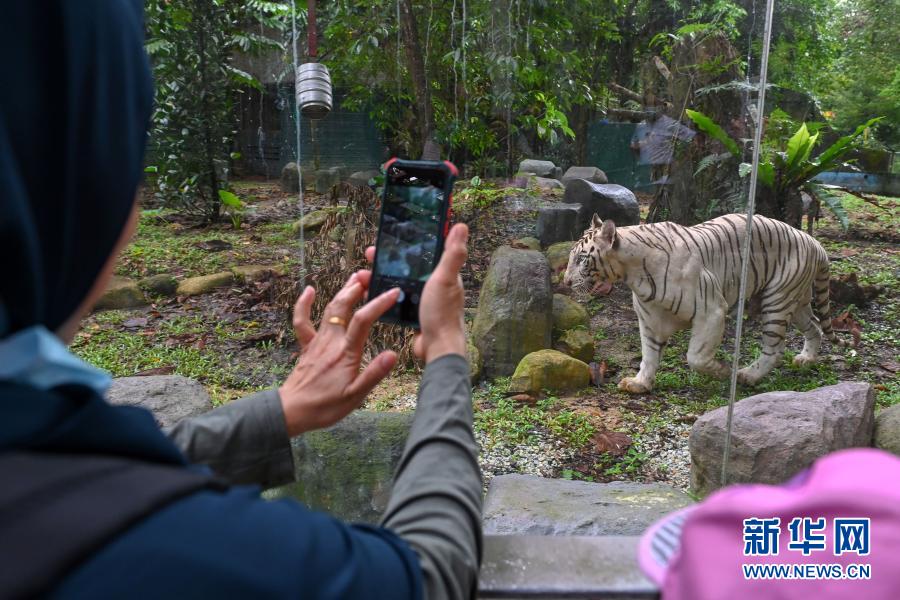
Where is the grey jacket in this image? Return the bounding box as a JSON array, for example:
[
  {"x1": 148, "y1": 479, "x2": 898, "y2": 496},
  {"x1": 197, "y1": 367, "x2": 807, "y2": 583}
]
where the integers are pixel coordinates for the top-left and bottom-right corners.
[{"x1": 166, "y1": 354, "x2": 482, "y2": 600}]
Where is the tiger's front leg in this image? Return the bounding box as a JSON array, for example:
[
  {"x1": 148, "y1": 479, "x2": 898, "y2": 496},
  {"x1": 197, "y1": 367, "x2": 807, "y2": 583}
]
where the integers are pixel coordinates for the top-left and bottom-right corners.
[{"x1": 618, "y1": 298, "x2": 679, "y2": 394}]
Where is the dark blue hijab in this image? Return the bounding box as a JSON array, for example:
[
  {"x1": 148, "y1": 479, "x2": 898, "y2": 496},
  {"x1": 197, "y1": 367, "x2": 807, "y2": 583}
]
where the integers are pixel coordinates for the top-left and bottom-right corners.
[{"x1": 0, "y1": 0, "x2": 153, "y2": 337}]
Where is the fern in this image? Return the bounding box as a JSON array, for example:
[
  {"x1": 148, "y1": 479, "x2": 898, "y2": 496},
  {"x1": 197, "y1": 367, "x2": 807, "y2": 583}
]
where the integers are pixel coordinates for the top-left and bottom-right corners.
[{"x1": 694, "y1": 152, "x2": 733, "y2": 176}]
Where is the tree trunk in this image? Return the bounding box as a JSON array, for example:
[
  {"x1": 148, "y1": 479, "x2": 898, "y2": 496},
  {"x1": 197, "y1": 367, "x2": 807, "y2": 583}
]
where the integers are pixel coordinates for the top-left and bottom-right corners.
[{"x1": 398, "y1": 0, "x2": 435, "y2": 158}]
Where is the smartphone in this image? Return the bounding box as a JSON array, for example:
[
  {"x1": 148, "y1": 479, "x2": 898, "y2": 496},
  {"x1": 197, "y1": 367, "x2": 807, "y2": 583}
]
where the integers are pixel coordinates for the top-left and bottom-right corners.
[{"x1": 369, "y1": 158, "x2": 458, "y2": 328}]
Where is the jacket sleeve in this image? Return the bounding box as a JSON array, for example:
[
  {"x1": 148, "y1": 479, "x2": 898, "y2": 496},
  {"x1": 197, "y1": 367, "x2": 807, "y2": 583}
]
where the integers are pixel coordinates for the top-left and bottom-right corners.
[
  {"x1": 381, "y1": 353, "x2": 483, "y2": 600},
  {"x1": 164, "y1": 389, "x2": 295, "y2": 488}
]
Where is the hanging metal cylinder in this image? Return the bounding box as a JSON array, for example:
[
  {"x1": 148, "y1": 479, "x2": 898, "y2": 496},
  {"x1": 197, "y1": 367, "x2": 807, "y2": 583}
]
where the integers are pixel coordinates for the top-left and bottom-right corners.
[
  {"x1": 296, "y1": 62, "x2": 332, "y2": 120},
  {"x1": 295, "y1": 0, "x2": 332, "y2": 120}
]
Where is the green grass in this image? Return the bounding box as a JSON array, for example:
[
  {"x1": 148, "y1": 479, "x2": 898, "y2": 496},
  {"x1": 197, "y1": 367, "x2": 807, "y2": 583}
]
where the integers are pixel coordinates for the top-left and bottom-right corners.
[
  {"x1": 117, "y1": 212, "x2": 298, "y2": 279},
  {"x1": 72, "y1": 310, "x2": 286, "y2": 404},
  {"x1": 474, "y1": 379, "x2": 595, "y2": 449}
]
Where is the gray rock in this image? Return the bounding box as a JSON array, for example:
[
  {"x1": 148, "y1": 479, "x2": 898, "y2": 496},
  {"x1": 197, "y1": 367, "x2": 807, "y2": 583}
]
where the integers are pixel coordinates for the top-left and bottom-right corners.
[
  {"x1": 537, "y1": 203, "x2": 581, "y2": 247},
  {"x1": 106, "y1": 375, "x2": 213, "y2": 428},
  {"x1": 483, "y1": 475, "x2": 692, "y2": 536},
  {"x1": 562, "y1": 166, "x2": 608, "y2": 187},
  {"x1": 95, "y1": 276, "x2": 148, "y2": 310},
  {"x1": 532, "y1": 176, "x2": 565, "y2": 191},
  {"x1": 347, "y1": 169, "x2": 381, "y2": 188},
  {"x1": 280, "y1": 162, "x2": 315, "y2": 192},
  {"x1": 690, "y1": 382, "x2": 875, "y2": 497},
  {"x1": 471, "y1": 246, "x2": 552, "y2": 378},
  {"x1": 280, "y1": 162, "x2": 300, "y2": 192},
  {"x1": 874, "y1": 404, "x2": 900, "y2": 456},
  {"x1": 265, "y1": 411, "x2": 413, "y2": 524},
  {"x1": 315, "y1": 167, "x2": 343, "y2": 194},
  {"x1": 518, "y1": 159, "x2": 561, "y2": 179},
  {"x1": 563, "y1": 180, "x2": 640, "y2": 231},
  {"x1": 176, "y1": 271, "x2": 234, "y2": 296}
]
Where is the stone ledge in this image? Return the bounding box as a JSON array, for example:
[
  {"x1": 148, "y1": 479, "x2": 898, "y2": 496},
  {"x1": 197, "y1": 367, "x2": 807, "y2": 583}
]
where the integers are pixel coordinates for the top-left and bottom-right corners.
[{"x1": 479, "y1": 535, "x2": 658, "y2": 599}]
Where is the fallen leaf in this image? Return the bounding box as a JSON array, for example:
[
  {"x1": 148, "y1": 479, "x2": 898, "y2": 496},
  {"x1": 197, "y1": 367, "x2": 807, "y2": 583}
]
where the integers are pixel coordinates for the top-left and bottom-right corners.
[
  {"x1": 592, "y1": 429, "x2": 633, "y2": 457},
  {"x1": 879, "y1": 361, "x2": 899, "y2": 374},
  {"x1": 509, "y1": 393, "x2": 537, "y2": 405}
]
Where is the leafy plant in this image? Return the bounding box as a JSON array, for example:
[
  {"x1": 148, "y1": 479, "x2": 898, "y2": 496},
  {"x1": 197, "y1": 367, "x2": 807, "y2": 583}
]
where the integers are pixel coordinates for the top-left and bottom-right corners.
[
  {"x1": 685, "y1": 108, "x2": 882, "y2": 229},
  {"x1": 144, "y1": 0, "x2": 285, "y2": 223},
  {"x1": 218, "y1": 190, "x2": 246, "y2": 230}
]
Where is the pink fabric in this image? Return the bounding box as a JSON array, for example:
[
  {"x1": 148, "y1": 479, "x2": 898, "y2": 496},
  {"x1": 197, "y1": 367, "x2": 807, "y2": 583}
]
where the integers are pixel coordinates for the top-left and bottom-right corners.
[{"x1": 641, "y1": 448, "x2": 900, "y2": 599}]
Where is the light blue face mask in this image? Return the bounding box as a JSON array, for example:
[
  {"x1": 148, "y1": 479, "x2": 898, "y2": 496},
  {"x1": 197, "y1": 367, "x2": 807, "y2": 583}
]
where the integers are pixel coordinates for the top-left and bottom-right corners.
[{"x1": 0, "y1": 326, "x2": 111, "y2": 395}]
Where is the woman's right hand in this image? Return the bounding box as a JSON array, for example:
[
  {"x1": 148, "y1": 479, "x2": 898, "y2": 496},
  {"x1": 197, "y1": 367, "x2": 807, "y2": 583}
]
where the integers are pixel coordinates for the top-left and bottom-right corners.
[{"x1": 365, "y1": 223, "x2": 469, "y2": 364}]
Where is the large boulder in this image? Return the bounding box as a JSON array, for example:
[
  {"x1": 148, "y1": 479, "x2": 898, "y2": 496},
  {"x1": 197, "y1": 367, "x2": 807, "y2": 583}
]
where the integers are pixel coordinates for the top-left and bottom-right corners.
[
  {"x1": 537, "y1": 203, "x2": 581, "y2": 247},
  {"x1": 561, "y1": 166, "x2": 608, "y2": 187},
  {"x1": 508, "y1": 349, "x2": 590, "y2": 395},
  {"x1": 347, "y1": 169, "x2": 381, "y2": 189},
  {"x1": 265, "y1": 411, "x2": 413, "y2": 524},
  {"x1": 280, "y1": 162, "x2": 315, "y2": 192},
  {"x1": 518, "y1": 159, "x2": 561, "y2": 179},
  {"x1": 315, "y1": 167, "x2": 344, "y2": 194},
  {"x1": 483, "y1": 475, "x2": 692, "y2": 536},
  {"x1": 280, "y1": 162, "x2": 300, "y2": 192},
  {"x1": 552, "y1": 293, "x2": 589, "y2": 334},
  {"x1": 545, "y1": 242, "x2": 575, "y2": 274},
  {"x1": 874, "y1": 404, "x2": 900, "y2": 456},
  {"x1": 106, "y1": 375, "x2": 213, "y2": 428},
  {"x1": 176, "y1": 271, "x2": 235, "y2": 296},
  {"x1": 690, "y1": 382, "x2": 875, "y2": 497},
  {"x1": 95, "y1": 276, "x2": 147, "y2": 310},
  {"x1": 555, "y1": 329, "x2": 594, "y2": 363},
  {"x1": 471, "y1": 247, "x2": 553, "y2": 378},
  {"x1": 563, "y1": 180, "x2": 640, "y2": 231}
]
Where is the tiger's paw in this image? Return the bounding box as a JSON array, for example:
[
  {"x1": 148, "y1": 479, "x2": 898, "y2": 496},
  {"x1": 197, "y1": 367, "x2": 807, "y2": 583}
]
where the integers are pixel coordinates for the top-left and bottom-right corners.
[
  {"x1": 792, "y1": 354, "x2": 817, "y2": 367},
  {"x1": 618, "y1": 377, "x2": 652, "y2": 394},
  {"x1": 736, "y1": 368, "x2": 762, "y2": 386}
]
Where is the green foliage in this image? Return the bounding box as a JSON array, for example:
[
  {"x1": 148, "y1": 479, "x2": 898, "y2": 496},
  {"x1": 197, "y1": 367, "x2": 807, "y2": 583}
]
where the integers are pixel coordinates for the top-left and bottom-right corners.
[
  {"x1": 144, "y1": 0, "x2": 285, "y2": 222},
  {"x1": 688, "y1": 107, "x2": 880, "y2": 227},
  {"x1": 475, "y1": 383, "x2": 595, "y2": 450},
  {"x1": 217, "y1": 189, "x2": 246, "y2": 229},
  {"x1": 821, "y1": 0, "x2": 900, "y2": 149}
]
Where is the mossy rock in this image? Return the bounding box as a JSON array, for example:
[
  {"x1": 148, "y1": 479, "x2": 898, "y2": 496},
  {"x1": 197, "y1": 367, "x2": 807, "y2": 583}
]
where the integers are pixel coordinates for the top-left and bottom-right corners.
[
  {"x1": 290, "y1": 207, "x2": 345, "y2": 234},
  {"x1": 264, "y1": 411, "x2": 413, "y2": 524},
  {"x1": 512, "y1": 236, "x2": 541, "y2": 251},
  {"x1": 467, "y1": 339, "x2": 483, "y2": 383},
  {"x1": 545, "y1": 241, "x2": 574, "y2": 273},
  {"x1": 176, "y1": 271, "x2": 235, "y2": 296},
  {"x1": 508, "y1": 349, "x2": 590, "y2": 395},
  {"x1": 139, "y1": 274, "x2": 178, "y2": 297},
  {"x1": 471, "y1": 246, "x2": 553, "y2": 378},
  {"x1": 95, "y1": 276, "x2": 147, "y2": 310},
  {"x1": 555, "y1": 328, "x2": 595, "y2": 363},
  {"x1": 231, "y1": 264, "x2": 284, "y2": 282},
  {"x1": 552, "y1": 293, "x2": 589, "y2": 335}
]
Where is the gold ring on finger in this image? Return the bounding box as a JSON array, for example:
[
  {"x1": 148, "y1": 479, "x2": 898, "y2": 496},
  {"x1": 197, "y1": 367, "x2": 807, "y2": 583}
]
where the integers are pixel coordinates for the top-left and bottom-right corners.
[{"x1": 327, "y1": 316, "x2": 347, "y2": 328}]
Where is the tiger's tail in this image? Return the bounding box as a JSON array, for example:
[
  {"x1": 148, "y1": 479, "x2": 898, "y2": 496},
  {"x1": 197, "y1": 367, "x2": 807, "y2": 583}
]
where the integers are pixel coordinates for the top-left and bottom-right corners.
[{"x1": 813, "y1": 251, "x2": 847, "y2": 347}]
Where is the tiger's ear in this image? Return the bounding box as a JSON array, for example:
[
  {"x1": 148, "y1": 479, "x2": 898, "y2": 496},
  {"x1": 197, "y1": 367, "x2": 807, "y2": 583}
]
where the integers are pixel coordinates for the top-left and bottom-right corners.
[
  {"x1": 597, "y1": 219, "x2": 617, "y2": 252},
  {"x1": 591, "y1": 213, "x2": 603, "y2": 229}
]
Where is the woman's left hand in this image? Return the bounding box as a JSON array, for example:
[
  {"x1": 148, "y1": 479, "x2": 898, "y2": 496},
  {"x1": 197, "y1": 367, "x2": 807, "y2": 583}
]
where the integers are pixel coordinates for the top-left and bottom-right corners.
[{"x1": 278, "y1": 270, "x2": 400, "y2": 437}]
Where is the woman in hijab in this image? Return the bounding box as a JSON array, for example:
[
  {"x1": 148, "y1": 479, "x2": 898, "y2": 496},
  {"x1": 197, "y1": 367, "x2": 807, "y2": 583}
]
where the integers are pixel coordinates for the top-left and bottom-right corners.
[{"x1": 0, "y1": 2, "x2": 481, "y2": 599}]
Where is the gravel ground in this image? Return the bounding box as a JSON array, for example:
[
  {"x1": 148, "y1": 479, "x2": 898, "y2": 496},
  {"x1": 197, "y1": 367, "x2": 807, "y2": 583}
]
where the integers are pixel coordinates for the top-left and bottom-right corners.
[
  {"x1": 476, "y1": 428, "x2": 575, "y2": 488},
  {"x1": 634, "y1": 417, "x2": 693, "y2": 491}
]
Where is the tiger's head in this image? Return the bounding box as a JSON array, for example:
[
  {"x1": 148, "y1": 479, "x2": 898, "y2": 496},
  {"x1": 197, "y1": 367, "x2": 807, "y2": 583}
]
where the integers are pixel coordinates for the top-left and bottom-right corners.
[{"x1": 563, "y1": 214, "x2": 622, "y2": 297}]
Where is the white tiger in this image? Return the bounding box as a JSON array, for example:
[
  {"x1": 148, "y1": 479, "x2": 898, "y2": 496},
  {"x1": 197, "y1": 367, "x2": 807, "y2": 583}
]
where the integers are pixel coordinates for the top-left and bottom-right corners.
[{"x1": 563, "y1": 213, "x2": 844, "y2": 393}]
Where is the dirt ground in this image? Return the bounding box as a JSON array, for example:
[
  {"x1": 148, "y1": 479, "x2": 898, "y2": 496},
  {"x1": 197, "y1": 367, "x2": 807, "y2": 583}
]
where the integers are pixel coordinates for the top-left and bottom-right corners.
[{"x1": 75, "y1": 179, "x2": 900, "y2": 490}]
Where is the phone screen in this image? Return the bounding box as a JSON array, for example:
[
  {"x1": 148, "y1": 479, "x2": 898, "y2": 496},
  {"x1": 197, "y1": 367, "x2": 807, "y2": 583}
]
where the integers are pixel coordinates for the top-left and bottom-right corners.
[{"x1": 376, "y1": 167, "x2": 445, "y2": 283}]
